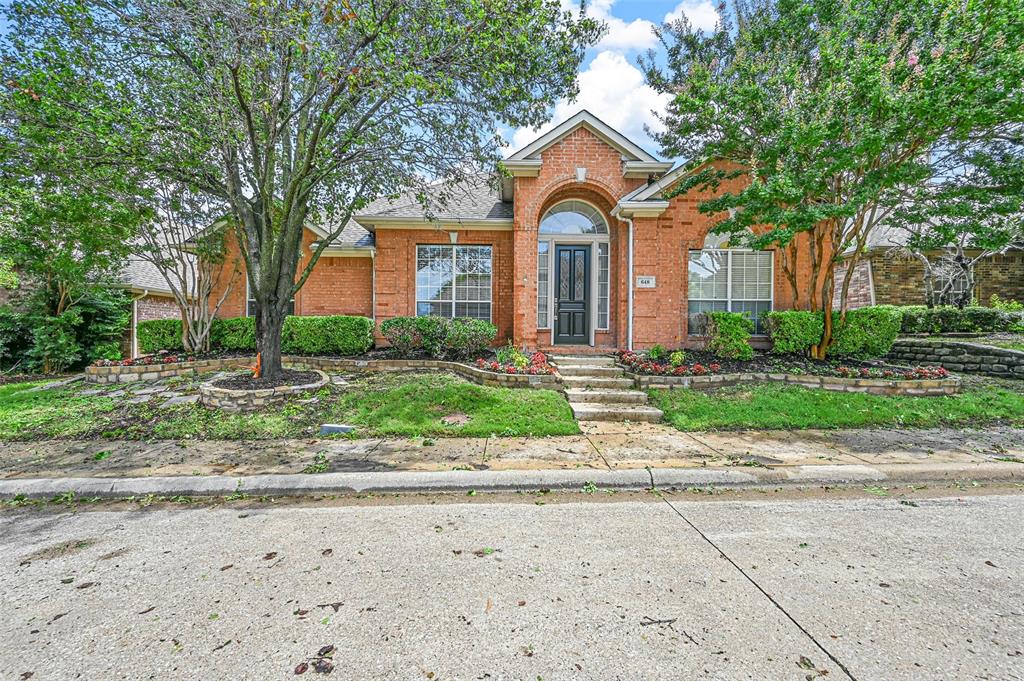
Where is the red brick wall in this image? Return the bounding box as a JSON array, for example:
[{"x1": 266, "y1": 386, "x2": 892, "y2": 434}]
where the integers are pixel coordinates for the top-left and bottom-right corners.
[
  {"x1": 833, "y1": 259, "x2": 874, "y2": 309},
  {"x1": 373, "y1": 228, "x2": 514, "y2": 342},
  {"x1": 209, "y1": 228, "x2": 373, "y2": 319},
  {"x1": 128, "y1": 293, "x2": 179, "y2": 357}
]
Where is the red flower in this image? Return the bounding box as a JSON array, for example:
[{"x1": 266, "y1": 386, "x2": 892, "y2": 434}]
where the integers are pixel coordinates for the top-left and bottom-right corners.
[
  {"x1": 692, "y1": 363, "x2": 706, "y2": 376},
  {"x1": 709, "y1": 362, "x2": 721, "y2": 373}
]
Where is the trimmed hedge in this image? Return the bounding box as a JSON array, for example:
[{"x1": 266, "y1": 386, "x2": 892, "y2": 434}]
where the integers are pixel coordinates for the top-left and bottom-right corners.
[
  {"x1": 762, "y1": 310, "x2": 824, "y2": 355},
  {"x1": 137, "y1": 315, "x2": 373, "y2": 356},
  {"x1": 703, "y1": 311, "x2": 754, "y2": 360},
  {"x1": 899, "y1": 305, "x2": 1014, "y2": 334},
  {"x1": 829, "y1": 305, "x2": 903, "y2": 358},
  {"x1": 380, "y1": 315, "x2": 498, "y2": 359},
  {"x1": 137, "y1": 318, "x2": 185, "y2": 354},
  {"x1": 282, "y1": 316, "x2": 373, "y2": 355}
]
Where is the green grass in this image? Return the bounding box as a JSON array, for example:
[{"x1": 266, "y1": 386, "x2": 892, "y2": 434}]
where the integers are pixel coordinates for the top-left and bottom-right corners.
[
  {"x1": 650, "y1": 383, "x2": 1024, "y2": 431},
  {"x1": 0, "y1": 372, "x2": 578, "y2": 441},
  {"x1": 989, "y1": 340, "x2": 1024, "y2": 352}
]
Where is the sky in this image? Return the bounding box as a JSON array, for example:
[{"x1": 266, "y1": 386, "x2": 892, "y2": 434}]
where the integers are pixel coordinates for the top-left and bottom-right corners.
[{"x1": 501, "y1": 0, "x2": 721, "y2": 159}]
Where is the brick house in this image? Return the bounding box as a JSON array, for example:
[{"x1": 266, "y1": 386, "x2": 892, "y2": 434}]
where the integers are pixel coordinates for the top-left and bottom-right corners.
[
  {"x1": 833, "y1": 225, "x2": 1024, "y2": 309},
  {"x1": 206, "y1": 110, "x2": 821, "y2": 353},
  {"x1": 120, "y1": 257, "x2": 183, "y2": 357}
]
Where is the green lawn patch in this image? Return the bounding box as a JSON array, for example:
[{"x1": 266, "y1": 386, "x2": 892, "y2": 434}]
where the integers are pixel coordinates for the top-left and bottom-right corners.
[
  {"x1": 0, "y1": 372, "x2": 578, "y2": 441},
  {"x1": 650, "y1": 383, "x2": 1024, "y2": 431}
]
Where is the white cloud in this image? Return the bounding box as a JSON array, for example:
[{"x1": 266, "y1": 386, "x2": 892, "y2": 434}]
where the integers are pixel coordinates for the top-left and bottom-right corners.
[
  {"x1": 561, "y1": 0, "x2": 657, "y2": 51},
  {"x1": 664, "y1": 0, "x2": 720, "y2": 32},
  {"x1": 509, "y1": 50, "x2": 670, "y2": 153}
]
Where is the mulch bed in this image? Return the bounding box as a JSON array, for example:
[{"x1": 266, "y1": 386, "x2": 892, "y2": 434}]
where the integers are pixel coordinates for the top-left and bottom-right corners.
[
  {"x1": 650, "y1": 350, "x2": 913, "y2": 375},
  {"x1": 211, "y1": 369, "x2": 320, "y2": 391}
]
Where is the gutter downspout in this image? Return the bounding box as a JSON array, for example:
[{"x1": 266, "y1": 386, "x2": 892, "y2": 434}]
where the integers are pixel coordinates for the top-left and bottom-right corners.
[
  {"x1": 370, "y1": 250, "x2": 377, "y2": 323},
  {"x1": 625, "y1": 218, "x2": 634, "y2": 352}
]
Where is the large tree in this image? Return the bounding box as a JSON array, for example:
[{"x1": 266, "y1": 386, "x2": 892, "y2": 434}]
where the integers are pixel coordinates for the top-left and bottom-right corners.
[
  {"x1": 2, "y1": 0, "x2": 601, "y2": 377},
  {"x1": 644, "y1": 0, "x2": 1024, "y2": 356}
]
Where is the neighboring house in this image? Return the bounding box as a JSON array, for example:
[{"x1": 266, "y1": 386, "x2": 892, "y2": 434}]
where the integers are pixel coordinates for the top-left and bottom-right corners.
[
  {"x1": 833, "y1": 223, "x2": 1024, "y2": 309},
  {"x1": 206, "y1": 110, "x2": 821, "y2": 352},
  {"x1": 119, "y1": 256, "x2": 186, "y2": 357}
]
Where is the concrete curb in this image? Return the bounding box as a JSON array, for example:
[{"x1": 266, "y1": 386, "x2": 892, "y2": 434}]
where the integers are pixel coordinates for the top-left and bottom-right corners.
[{"x1": 1, "y1": 462, "x2": 1022, "y2": 500}]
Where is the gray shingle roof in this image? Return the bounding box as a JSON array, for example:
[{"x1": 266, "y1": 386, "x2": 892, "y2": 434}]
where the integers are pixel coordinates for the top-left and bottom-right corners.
[
  {"x1": 356, "y1": 174, "x2": 513, "y2": 223},
  {"x1": 120, "y1": 256, "x2": 177, "y2": 294}
]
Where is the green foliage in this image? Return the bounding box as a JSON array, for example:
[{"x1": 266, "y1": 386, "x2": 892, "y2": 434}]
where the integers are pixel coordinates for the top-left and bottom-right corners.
[
  {"x1": 496, "y1": 341, "x2": 529, "y2": 368},
  {"x1": 138, "y1": 319, "x2": 185, "y2": 354},
  {"x1": 829, "y1": 306, "x2": 903, "y2": 358},
  {"x1": 90, "y1": 341, "x2": 123, "y2": 362},
  {"x1": 210, "y1": 317, "x2": 256, "y2": 352},
  {"x1": 990, "y1": 294, "x2": 1024, "y2": 313},
  {"x1": 669, "y1": 350, "x2": 687, "y2": 367},
  {"x1": 380, "y1": 317, "x2": 422, "y2": 356},
  {"x1": 0, "y1": 307, "x2": 29, "y2": 369},
  {"x1": 381, "y1": 316, "x2": 497, "y2": 360},
  {"x1": 647, "y1": 344, "x2": 667, "y2": 361},
  {"x1": 704, "y1": 311, "x2": 754, "y2": 360},
  {"x1": 281, "y1": 316, "x2": 373, "y2": 356},
  {"x1": 27, "y1": 309, "x2": 82, "y2": 373},
  {"x1": 899, "y1": 305, "x2": 1013, "y2": 334},
  {"x1": 763, "y1": 311, "x2": 825, "y2": 355}
]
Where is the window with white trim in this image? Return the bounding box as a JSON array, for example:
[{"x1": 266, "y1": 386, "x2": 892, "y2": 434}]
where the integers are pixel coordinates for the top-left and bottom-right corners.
[
  {"x1": 246, "y1": 280, "x2": 294, "y2": 317},
  {"x1": 537, "y1": 242, "x2": 550, "y2": 328},
  {"x1": 597, "y1": 242, "x2": 609, "y2": 329},
  {"x1": 687, "y1": 233, "x2": 772, "y2": 335},
  {"x1": 416, "y1": 245, "x2": 492, "y2": 320}
]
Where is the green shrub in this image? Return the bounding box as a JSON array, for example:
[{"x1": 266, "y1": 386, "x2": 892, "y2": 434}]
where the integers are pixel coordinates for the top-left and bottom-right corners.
[
  {"x1": 281, "y1": 315, "x2": 373, "y2": 356},
  {"x1": 703, "y1": 311, "x2": 754, "y2": 360},
  {"x1": 829, "y1": 305, "x2": 902, "y2": 358},
  {"x1": 380, "y1": 317, "x2": 423, "y2": 355},
  {"x1": 90, "y1": 341, "x2": 123, "y2": 362},
  {"x1": 138, "y1": 319, "x2": 184, "y2": 354},
  {"x1": 762, "y1": 310, "x2": 824, "y2": 355},
  {"x1": 495, "y1": 340, "x2": 528, "y2": 367},
  {"x1": 0, "y1": 308, "x2": 29, "y2": 369},
  {"x1": 990, "y1": 294, "x2": 1023, "y2": 312},
  {"x1": 414, "y1": 316, "x2": 451, "y2": 358},
  {"x1": 211, "y1": 316, "x2": 256, "y2": 351},
  {"x1": 27, "y1": 309, "x2": 83, "y2": 373},
  {"x1": 441, "y1": 318, "x2": 497, "y2": 360},
  {"x1": 899, "y1": 305, "x2": 1012, "y2": 334},
  {"x1": 647, "y1": 344, "x2": 667, "y2": 361},
  {"x1": 669, "y1": 350, "x2": 687, "y2": 367}
]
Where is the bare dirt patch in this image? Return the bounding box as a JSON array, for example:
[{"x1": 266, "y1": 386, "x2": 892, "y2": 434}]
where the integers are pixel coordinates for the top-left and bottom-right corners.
[
  {"x1": 211, "y1": 369, "x2": 320, "y2": 390},
  {"x1": 22, "y1": 537, "x2": 99, "y2": 562}
]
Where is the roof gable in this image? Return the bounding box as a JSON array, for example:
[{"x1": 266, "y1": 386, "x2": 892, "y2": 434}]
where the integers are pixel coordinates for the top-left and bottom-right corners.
[{"x1": 507, "y1": 110, "x2": 661, "y2": 163}]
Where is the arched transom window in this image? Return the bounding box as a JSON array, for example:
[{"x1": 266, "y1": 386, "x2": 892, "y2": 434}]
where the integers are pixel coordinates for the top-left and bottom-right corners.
[
  {"x1": 539, "y1": 200, "x2": 608, "y2": 235},
  {"x1": 688, "y1": 230, "x2": 773, "y2": 335}
]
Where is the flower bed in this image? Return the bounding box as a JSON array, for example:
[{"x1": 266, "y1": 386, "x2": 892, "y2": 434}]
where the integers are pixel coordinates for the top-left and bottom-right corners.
[
  {"x1": 474, "y1": 351, "x2": 555, "y2": 376},
  {"x1": 200, "y1": 370, "x2": 329, "y2": 412},
  {"x1": 615, "y1": 350, "x2": 721, "y2": 376},
  {"x1": 834, "y1": 365, "x2": 950, "y2": 381},
  {"x1": 94, "y1": 352, "x2": 202, "y2": 367}
]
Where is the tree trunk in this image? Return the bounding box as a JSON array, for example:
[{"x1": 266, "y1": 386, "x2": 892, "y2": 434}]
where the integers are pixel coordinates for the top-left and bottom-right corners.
[{"x1": 255, "y1": 305, "x2": 285, "y2": 379}]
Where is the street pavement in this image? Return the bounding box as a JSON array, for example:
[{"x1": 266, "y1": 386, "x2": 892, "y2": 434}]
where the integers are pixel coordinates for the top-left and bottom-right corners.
[{"x1": 2, "y1": 491, "x2": 1022, "y2": 680}]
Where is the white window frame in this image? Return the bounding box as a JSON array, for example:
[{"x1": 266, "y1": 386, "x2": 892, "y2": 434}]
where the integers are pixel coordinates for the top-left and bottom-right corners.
[
  {"x1": 246, "y1": 279, "x2": 295, "y2": 317},
  {"x1": 687, "y1": 247, "x2": 774, "y2": 336},
  {"x1": 415, "y1": 244, "x2": 493, "y2": 322}
]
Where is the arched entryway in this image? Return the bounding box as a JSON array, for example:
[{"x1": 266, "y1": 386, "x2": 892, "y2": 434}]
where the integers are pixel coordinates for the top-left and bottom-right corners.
[{"x1": 536, "y1": 199, "x2": 611, "y2": 346}]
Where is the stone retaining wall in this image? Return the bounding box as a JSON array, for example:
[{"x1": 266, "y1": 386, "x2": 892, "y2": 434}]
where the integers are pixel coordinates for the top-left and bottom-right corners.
[
  {"x1": 631, "y1": 371, "x2": 960, "y2": 396},
  {"x1": 888, "y1": 339, "x2": 1024, "y2": 378},
  {"x1": 85, "y1": 357, "x2": 254, "y2": 383},
  {"x1": 284, "y1": 356, "x2": 561, "y2": 390},
  {"x1": 86, "y1": 355, "x2": 561, "y2": 390},
  {"x1": 199, "y1": 370, "x2": 330, "y2": 412}
]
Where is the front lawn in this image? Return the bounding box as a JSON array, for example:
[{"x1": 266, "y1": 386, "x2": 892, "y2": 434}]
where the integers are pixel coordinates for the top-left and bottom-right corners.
[
  {"x1": 650, "y1": 382, "x2": 1024, "y2": 431},
  {"x1": 0, "y1": 372, "x2": 579, "y2": 441}
]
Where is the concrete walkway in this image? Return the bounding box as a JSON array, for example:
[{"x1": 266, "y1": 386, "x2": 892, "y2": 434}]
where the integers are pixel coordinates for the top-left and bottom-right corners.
[{"x1": 1, "y1": 424, "x2": 1022, "y2": 498}]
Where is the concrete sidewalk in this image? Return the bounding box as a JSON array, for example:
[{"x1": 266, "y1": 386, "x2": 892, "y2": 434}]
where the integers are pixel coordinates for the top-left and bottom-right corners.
[{"x1": 1, "y1": 423, "x2": 1022, "y2": 498}]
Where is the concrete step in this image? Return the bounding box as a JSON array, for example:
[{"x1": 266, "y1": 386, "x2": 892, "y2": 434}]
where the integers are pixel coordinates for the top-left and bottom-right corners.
[
  {"x1": 556, "y1": 364, "x2": 626, "y2": 377},
  {"x1": 549, "y1": 354, "x2": 618, "y2": 366},
  {"x1": 564, "y1": 388, "x2": 648, "y2": 404},
  {"x1": 560, "y1": 376, "x2": 636, "y2": 390},
  {"x1": 569, "y1": 402, "x2": 663, "y2": 423}
]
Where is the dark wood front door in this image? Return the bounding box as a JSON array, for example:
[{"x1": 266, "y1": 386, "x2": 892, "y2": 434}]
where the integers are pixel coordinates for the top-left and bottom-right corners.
[{"x1": 554, "y1": 244, "x2": 590, "y2": 345}]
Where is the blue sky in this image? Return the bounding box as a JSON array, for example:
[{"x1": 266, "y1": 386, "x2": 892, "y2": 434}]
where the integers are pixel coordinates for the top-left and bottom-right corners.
[
  {"x1": 0, "y1": 0, "x2": 716, "y2": 159},
  {"x1": 502, "y1": 0, "x2": 721, "y2": 158}
]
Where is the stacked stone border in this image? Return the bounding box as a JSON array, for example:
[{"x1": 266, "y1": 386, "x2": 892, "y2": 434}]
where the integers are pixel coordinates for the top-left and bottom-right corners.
[
  {"x1": 627, "y1": 370, "x2": 960, "y2": 396},
  {"x1": 85, "y1": 357, "x2": 254, "y2": 384},
  {"x1": 286, "y1": 356, "x2": 561, "y2": 389},
  {"x1": 888, "y1": 339, "x2": 1024, "y2": 379},
  {"x1": 200, "y1": 370, "x2": 330, "y2": 412},
  {"x1": 85, "y1": 355, "x2": 561, "y2": 390}
]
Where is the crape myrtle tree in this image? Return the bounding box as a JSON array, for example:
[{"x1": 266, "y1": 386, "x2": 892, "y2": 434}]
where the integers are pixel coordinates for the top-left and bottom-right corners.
[
  {"x1": 3, "y1": 0, "x2": 602, "y2": 378},
  {"x1": 888, "y1": 129, "x2": 1024, "y2": 308},
  {"x1": 643, "y1": 0, "x2": 1024, "y2": 357},
  {"x1": 135, "y1": 184, "x2": 242, "y2": 353}
]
